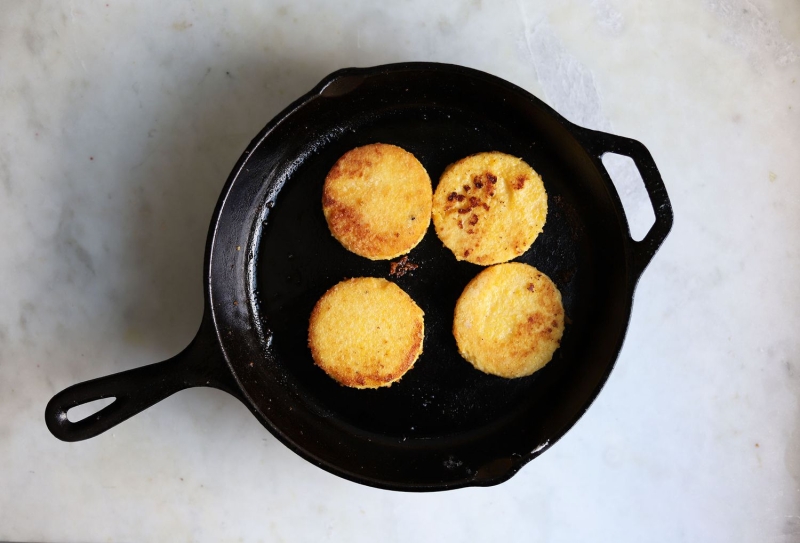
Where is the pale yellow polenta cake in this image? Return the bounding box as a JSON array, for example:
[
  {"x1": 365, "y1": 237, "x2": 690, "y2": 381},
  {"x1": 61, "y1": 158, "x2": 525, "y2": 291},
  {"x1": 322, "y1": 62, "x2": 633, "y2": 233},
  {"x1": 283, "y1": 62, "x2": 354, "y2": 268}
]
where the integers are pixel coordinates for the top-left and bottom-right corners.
[
  {"x1": 453, "y1": 263, "x2": 564, "y2": 378},
  {"x1": 323, "y1": 143, "x2": 432, "y2": 260},
  {"x1": 432, "y1": 152, "x2": 547, "y2": 265},
  {"x1": 308, "y1": 277, "x2": 424, "y2": 388}
]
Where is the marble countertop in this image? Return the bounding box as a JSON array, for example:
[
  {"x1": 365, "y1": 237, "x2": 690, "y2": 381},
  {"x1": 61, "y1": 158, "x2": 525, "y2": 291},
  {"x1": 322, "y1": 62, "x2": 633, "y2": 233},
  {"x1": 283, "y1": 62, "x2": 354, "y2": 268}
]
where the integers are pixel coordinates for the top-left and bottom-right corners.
[{"x1": 2, "y1": 0, "x2": 799, "y2": 541}]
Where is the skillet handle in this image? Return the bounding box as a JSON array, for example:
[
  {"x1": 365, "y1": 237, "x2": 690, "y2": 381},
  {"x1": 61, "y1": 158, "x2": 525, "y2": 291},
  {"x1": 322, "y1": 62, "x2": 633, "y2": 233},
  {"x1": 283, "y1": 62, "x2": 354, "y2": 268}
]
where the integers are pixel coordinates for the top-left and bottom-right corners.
[
  {"x1": 45, "y1": 317, "x2": 238, "y2": 442},
  {"x1": 582, "y1": 129, "x2": 674, "y2": 280}
]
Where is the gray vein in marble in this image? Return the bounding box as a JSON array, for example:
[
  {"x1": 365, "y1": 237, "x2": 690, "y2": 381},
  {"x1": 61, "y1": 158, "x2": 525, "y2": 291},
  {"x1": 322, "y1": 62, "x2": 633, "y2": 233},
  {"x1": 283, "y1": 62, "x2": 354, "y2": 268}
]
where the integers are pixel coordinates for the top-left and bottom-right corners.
[
  {"x1": 67, "y1": 0, "x2": 88, "y2": 74},
  {"x1": 589, "y1": 0, "x2": 625, "y2": 36},
  {"x1": 22, "y1": 27, "x2": 44, "y2": 56},
  {"x1": 707, "y1": 0, "x2": 798, "y2": 67},
  {"x1": 55, "y1": 207, "x2": 96, "y2": 278},
  {"x1": 0, "y1": 148, "x2": 10, "y2": 195}
]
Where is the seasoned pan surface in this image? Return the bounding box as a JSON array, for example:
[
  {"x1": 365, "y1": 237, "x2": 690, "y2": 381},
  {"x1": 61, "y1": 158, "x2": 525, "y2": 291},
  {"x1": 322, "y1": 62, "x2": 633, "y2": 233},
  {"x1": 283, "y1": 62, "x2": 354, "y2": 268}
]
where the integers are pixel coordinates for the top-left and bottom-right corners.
[{"x1": 255, "y1": 105, "x2": 589, "y2": 438}]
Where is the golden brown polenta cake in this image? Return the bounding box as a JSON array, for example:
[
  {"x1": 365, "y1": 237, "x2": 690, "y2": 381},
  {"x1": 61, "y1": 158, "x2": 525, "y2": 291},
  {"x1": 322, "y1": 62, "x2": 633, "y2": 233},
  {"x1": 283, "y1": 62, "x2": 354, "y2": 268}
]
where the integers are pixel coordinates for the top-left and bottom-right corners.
[
  {"x1": 453, "y1": 263, "x2": 564, "y2": 378},
  {"x1": 308, "y1": 277, "x2": 424, "y2": 388},
  {"x1": 432, "y1": 152, "x2": 547, "y2": 265},
  {"x1": 323, "y1": 143, "x2": 432, "y2": 260}
]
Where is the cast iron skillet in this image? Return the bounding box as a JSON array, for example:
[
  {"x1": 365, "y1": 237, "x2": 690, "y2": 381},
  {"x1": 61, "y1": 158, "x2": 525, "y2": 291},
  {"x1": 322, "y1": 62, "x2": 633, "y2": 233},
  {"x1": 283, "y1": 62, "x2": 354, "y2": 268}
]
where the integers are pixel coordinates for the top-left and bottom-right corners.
[{"x1": 45, "y1": 62, "x2": 672, "y2": 491}]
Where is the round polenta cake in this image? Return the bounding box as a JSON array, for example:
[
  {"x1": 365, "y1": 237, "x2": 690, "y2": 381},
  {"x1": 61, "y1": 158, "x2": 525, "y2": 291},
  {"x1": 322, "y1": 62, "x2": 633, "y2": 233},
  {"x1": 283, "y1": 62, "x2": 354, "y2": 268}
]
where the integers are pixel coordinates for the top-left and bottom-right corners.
[
  {"x1": 323, "y1": 143, "x2": 432, "y2": 260},
  {"x1": 432, "y1": 152, "x2": 547, "y2": 265},
  {"x1": 308, "y1": 277, "x2": 424, "y2": 388},
  {"x1": 453, "y1": 263, "x2": 564, "y2": 378}
]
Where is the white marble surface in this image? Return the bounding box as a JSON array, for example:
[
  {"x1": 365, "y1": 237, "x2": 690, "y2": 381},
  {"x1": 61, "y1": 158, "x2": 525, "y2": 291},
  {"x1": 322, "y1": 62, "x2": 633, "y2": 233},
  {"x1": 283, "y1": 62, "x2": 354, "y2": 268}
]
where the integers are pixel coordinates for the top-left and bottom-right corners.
[{"x1": 1, "y1": 0, "x2": 799, "y2": 541}]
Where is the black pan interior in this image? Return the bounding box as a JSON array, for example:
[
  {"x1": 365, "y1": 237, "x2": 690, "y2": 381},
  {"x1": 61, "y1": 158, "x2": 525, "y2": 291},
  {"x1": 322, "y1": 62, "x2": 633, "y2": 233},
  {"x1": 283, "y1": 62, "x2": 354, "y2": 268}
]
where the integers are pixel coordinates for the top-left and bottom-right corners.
[
  {"x1": 258, "y1": 112, "x2": 591, "y2": 438},
  {"x1": 211, "y1": 65, "x2": 633, "y2": 488}
]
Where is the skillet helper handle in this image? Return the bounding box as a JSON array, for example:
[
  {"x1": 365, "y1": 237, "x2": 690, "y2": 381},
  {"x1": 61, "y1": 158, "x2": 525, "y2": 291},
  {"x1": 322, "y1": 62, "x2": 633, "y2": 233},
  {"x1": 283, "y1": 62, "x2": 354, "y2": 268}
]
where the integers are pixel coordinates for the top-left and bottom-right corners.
[
  {"x1": 45, "y1": 319, "x2": 237, "y2": 442},
  {"x1": 583, "y1": 129, "x2": 674, "y2": 279}
]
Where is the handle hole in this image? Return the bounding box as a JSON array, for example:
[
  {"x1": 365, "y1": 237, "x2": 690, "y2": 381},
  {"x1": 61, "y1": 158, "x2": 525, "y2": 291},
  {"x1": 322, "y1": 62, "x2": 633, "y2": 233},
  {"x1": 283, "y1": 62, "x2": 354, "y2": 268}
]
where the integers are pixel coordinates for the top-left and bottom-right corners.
[
  {"x1": 601, "y1": 153, "x2": 655, "y2": 241},
  {"x1": 67, "y1": 397, "x2": 116, "y2": 423}
]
